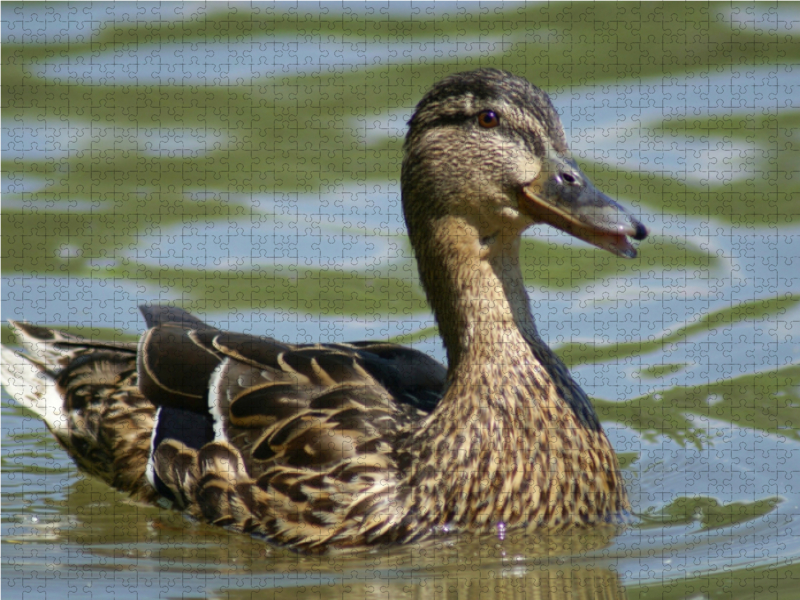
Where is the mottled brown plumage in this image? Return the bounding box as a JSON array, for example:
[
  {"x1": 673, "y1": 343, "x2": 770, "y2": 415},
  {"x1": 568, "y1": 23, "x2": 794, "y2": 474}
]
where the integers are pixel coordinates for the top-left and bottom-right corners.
[{"x1": 1, "y1": 69, "x2": 647, "y2": 552}]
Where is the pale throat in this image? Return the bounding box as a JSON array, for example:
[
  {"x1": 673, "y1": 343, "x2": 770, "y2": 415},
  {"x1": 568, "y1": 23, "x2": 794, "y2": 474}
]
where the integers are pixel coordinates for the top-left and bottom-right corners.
[{"x1": 423, "y1": 215, "x2": 542, "y2": 382}]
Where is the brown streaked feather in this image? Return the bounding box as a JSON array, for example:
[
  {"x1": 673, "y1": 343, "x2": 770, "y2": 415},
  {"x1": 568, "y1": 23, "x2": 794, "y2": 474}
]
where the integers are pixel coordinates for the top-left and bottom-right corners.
[
  {"x1": 137, "y1": 324, "x2": 222, "y2": 410},
  {"x1": 1, "y1": 70, "x2": 643, "y2": 553},
  {"x1": 3, "y1": 314, "x2": 443, "y2": 551},
  {"x1": 4, "y1": 325, "x2": 158, "y2": 505},
  {"x1": 210, "y1": 331, "x2": 292, "y2": 368}
]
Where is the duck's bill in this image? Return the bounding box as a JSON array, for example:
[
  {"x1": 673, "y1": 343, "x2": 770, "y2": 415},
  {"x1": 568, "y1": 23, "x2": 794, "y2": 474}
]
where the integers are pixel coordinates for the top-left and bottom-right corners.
[{"x1": 518, "y1": 176, "x2": 648, "y2": 259}]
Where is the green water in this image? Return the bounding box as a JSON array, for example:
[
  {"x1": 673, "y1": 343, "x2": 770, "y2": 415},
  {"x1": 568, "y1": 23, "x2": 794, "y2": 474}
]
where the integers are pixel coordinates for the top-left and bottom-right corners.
[{"x1": 3, "y1": 3, "x2": 800, "y2": 599}]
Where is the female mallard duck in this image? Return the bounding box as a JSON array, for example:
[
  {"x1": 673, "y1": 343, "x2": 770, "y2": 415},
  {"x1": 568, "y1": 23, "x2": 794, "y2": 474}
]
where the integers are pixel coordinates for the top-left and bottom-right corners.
[{"x1": 1, "y1": 69, "x2": 647, "y2": 552}]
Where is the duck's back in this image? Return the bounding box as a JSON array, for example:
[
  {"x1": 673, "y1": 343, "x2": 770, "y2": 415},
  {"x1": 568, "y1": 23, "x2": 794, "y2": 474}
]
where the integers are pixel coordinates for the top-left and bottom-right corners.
[{"x1": 2, "y1": 305, "x2": 447, "y2": 550}]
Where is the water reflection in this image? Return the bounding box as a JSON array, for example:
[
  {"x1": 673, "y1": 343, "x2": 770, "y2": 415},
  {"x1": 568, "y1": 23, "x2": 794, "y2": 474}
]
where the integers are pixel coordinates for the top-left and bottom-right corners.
[
  {"x1": 35, "y1": 38, "x2": 518, "y2": 85},
  {"x1": 3, "y1": 2, "x2": 800, "y2": 599},
  {"x1": 362, "y1": 66, "x2": 800, "y2": 185}
]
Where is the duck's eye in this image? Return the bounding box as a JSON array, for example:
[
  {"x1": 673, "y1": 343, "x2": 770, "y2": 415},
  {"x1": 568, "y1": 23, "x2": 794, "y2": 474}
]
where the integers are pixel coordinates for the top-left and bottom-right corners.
[{"x1": 477, "y1": 110, "x2": 500, "y2": 128}]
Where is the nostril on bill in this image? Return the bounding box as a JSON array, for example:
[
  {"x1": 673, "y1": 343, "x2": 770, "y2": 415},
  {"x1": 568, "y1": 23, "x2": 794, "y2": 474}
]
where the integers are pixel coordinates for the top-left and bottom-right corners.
[{"x1": 561, "y1": 173, "x2": 576, "y2": 184}]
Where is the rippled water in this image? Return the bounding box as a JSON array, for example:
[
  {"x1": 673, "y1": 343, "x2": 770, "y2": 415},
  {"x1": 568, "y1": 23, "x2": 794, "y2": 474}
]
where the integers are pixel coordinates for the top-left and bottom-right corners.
[{"x1": 3, "y1": 3, "x2": 800, "y2": 599}]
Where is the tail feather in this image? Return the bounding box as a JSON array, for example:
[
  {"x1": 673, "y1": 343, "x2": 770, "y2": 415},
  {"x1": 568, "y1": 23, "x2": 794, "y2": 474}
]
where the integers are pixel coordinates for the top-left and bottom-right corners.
[
  {"x1": 1, "y1": 322, "x2": 158, "y2": 503},
  {"x1": 2, "y1": 321, "x2": 104, "y2": 434},
  {"x1": 9, "y1": 321, "x2": 89, "y2": 372},
  {"x1": 1, "y1": 345, "x2": 68, "y2": 434}
]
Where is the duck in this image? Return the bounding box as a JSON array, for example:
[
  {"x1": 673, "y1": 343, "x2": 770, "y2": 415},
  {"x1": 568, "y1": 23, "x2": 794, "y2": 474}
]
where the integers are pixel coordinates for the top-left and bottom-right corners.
[{"x1": 1, "y1": 68, "x2": 647, "y2": 553}]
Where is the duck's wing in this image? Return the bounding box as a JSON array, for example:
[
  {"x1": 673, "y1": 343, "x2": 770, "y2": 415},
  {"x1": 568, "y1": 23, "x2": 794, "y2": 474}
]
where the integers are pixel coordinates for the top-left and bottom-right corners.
[{"x1": 2, "y1": 306, "x2": 447, "y2": 550}]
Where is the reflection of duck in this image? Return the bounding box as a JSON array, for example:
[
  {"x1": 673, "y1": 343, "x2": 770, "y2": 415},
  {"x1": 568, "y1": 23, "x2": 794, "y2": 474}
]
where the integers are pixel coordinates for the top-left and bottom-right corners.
[{"x1": 1, "y1": 69, "x2": 646, "y2": 552}]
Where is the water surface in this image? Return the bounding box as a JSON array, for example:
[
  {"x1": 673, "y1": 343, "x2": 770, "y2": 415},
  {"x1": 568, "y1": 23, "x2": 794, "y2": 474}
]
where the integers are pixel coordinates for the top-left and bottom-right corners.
[{"x1": 3, "y1": 3, "x2": 800, "y2": 599}]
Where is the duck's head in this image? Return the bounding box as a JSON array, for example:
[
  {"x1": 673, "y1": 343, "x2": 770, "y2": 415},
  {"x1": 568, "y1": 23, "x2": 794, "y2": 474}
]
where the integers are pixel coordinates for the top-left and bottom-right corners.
[{"x1": 401, "y1": 68, "x2": 647, "y2": 259}]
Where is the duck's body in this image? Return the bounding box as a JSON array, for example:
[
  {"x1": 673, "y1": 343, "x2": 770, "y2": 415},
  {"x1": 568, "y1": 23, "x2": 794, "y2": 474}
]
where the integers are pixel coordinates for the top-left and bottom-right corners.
[{"x1": 1, "y1": 69, "x2": 646, "y2": 552}]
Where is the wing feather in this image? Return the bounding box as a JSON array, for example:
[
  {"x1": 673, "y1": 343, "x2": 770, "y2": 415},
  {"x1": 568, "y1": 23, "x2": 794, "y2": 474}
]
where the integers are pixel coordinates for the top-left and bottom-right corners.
[{"x1": 3, "y1": 306, "x2": 447, "y2": 550}]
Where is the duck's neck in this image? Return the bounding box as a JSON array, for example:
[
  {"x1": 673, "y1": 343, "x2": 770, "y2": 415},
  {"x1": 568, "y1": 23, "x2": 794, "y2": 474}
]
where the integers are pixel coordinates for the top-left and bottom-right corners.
[
  {"x1": 416, "y1": 215, "x2": 542, "y2": 377},
  {"x1": 400, "y1": 215, "x2": 626, "y2": 531}
]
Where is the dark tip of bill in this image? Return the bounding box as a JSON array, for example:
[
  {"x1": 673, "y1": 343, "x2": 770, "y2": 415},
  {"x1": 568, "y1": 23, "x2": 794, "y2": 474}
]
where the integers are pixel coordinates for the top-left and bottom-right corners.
[{"x1": 633, "y1": 221, "x2": 648, "y2": 241}]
